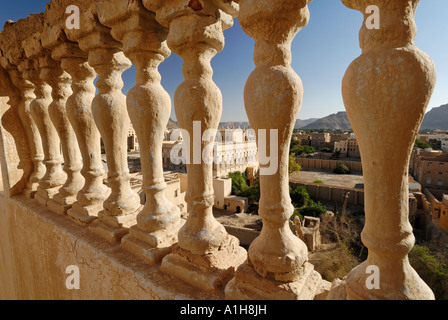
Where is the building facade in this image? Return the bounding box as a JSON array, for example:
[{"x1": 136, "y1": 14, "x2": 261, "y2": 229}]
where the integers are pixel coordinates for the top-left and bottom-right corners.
[
  {"x1": 334, "y1": 137, "x2": 360, "y2": 158},
  {"x1": 410, "y1": 148, "x2": 448, "y2": 190},
  {"x1": 162, "y1": 127, "x2": 259, "y2": 179}
]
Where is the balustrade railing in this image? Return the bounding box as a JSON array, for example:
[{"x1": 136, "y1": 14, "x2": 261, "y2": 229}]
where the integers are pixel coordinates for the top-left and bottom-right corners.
[{"x1": 0, "y1": 0, "x2": 437, "y2": 300}]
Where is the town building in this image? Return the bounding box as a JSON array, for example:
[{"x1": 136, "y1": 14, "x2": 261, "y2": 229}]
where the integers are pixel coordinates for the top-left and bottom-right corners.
[
  {"x1": 162, "y1": 127, "x2": 259, "y2": 179},
  {"x1": 417, "y1": 133, "x2": 448, "y2": 152},
  {"x1": 333, "y1": 137, "x2": 360, "y2": 158},
  {"x1": 310, "y1": 132, "x2": 330, "y2": 150},
  {"x1": 410, "y1": 148, "x2": 448, "y2": 189},
  {"x1": 127, "y1": 123, "x2": 140, "y2": 152},
  {"x1": 328, "y1": 133, "x2": 351, "y2": 150}
]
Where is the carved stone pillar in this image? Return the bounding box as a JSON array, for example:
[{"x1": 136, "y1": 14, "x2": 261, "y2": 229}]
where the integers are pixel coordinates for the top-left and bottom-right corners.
[
  {"x1": 61, "y1": 54, "x2": 109, "y2": 225},
  {"x1": 96, "y1": 0, "x2": 183, "y2": 261},
  {"x1": 146, "y1": 0, "x2": 246, "y2": 291},
  {"x1": 22, "y1": 33, "x2": 66, "y2": 206},
  {"x1": 46, "y1": 70, "x2": 83, "y2": 214},
  {"x1": 42, "y1": 1, "x2": 110, "y2": 225},
  {"x1": 64, "y1": 5, "x2": 141, "y2": 242},
  {"x1": 329, "y1": 0, "x2": 436, "y2": 300},
  {"x1": 0, "y1": 65, "x2": 33, "y2": 197},
  {"x1": 225, "y1": 0, "x2": 322, "y2": 300},
  {"x1": 41, "y1": 25, "x2": 85, "y2": 215},
  {"x1": 0, "y1": 18, "x2": 46, "y2": 199},
  {"x1": 13, "y1": 72, "x2": 44, "y2": 199}
]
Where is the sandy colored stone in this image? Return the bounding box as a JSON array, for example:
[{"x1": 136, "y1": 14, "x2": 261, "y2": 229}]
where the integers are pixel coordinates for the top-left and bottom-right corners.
[
  {"x1": 0, "y1": 66, "x2": 32, "y2": 197},
  {"x1": 224, "y1": 0, "x2": 321, "y2": 300},
  {"x1": 147, "y1": 0, "x2": 247, "y2": 291},
  {"x1": 225, "y1": 260, "x2": 322, "y2": 300},
  {"x1": 332, "y1": 0, "x2": 437, "y2": 300},
  {"x1": 40, "y1": 9, "x2": 85, "y2": 215},
  {"x1": 60, "y1": 1, "x2": 142, "y2": 242},
  {"x1": 44, "y1": 0, "x2": 110, "y2": 224},
  {"x1": 22, "y1": 19, "x2": 70, "y2": 207},
  {"x1": 96, "y1": 0, "x2": 183, "y2": 259},
  {"x1": 0, "y1": 15, "x2": 46, "y2": 198},
  {"x1": 0, "y1": 194, "x2": 223, "y2": 300}
]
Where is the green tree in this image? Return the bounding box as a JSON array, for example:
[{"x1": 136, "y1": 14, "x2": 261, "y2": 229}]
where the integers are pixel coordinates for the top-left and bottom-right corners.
[
  {"x1": 228, "y1": 171, "x2": 260, "y2": 204},
  {"x1": 289, "y1": 155, "x2": 301, "y2": 174},
  {"x1": 290, "y1": 138, "x2": 315, "y2": 156},
  {"x1": 409, "y1": 245, "x2": 448, "y2": 300},
  {"x1": 290, "y1": 185, "x2": 310, "y2": 208},
  {"x1": 414, "y1": 138, "x2": 432, "y2": 149},
  {"x1": 333, "y1": 162, "x2": 351, "y2": 174},
  {"x1": 302, "y1": 146, "x2": 315, "y2": 154},
  {"x1": 298, "y1": 199, "x2": 327, "y2": 218},
  {"x1": 228, "y1": 171, "x2": 248, "y2": 195}
]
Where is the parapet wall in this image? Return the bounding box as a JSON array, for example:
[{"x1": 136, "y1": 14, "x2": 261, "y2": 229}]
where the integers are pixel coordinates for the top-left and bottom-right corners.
[
  {"x1": 296, "y1": 158, "x2": 363, "y2": 173},
  {"x1": 0, "y1": 193, "x2": 221, "y2": 300},
  {"x1": 290, "y1": 181, "x2": 365, "y2": 207}
]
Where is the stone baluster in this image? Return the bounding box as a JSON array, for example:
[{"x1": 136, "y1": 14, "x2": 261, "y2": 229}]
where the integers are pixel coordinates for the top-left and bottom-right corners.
[
  {"x1": 0, "y1": 65, "x2": 33, "y2": 197},
  {"x1": 96, "y1": 0, "x2": 182, "y2": 261},
  {"x1": 12, "y1": 71, "x2": 44, "y2": 200},
  {"x1": 0, "y1": 19, "x2": 45, "y2": 199},
  {"x1": 42, "y1": 0, "x2": 110, "y2": 225},
  {"x1": 40, "y1": 27, "x2": 84, "y2": 215},
  {"x1": 225, "y1": 0, "x2": 323, "y2": 300},
  {"x1": 22, "y1": 32, "x2": 66, "y2": 206},
  {"x1": 62, "y1": 53, "x2": 109, "y2": 225},
  {"x1": 328, "y1": 0, "x2": 436, "y2": 300},
  {"x1": 145, "y1": 0, "x2": 246, "y2": 291},
  {"x1": 63, "y1": 5, "x2": 141, "y2": 242}
]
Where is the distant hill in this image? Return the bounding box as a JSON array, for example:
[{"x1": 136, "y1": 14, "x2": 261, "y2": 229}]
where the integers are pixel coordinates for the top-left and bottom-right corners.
[
  {"x1": 169, "y1": 103, "x2": 448, "y2": 131},
  {"x1": 218, "y1": 119, "x2": 319, "y2": 130},
  {"x1": 295, "y1": 118, "x2": 318, "y2": 129},
  {"x1": 301, "y1": 111, "x2": 351, "y2": 130},
  {"x1": 420, "y1": 104, "x2": 448, "y2": 130}
]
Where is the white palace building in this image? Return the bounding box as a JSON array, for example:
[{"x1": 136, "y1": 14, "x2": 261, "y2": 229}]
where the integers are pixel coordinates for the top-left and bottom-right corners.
[{"x1": 162, "y1": 126, "x2": 259, "y2": 179}]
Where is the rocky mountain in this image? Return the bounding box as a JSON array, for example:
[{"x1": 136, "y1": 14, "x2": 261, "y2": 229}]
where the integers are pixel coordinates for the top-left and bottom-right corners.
[
  {"x1": 295, "y1": 118, "x2": 319, "y2": 129},
  {"x1": 203, "y1": 103, "x2": 448, "y2": 132},
  {"x1": 300, "y1": 111, "x2": 351, "y2": 130},
  {"x1": 420, "y1": 104, "x2": 448, "y2": 130}
]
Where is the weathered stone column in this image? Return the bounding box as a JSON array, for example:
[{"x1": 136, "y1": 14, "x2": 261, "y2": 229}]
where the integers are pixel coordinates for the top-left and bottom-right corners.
[
  {"x1": 10, "y1": 70, "x2": 43, "y2": 199},
  {"x1": 225, "y1": 0, "x2": 322, "y2": 300},
  {"x1": 145, "y1": 0, "x2": 246, "y2": 290},
  {"x1": 328, "y1": 0, "x2": 436, "y2": 300},
  {"x1": 96, "y1": 0, "x2": 183, "y2": 261},
  {"x1": 22, "y1": 31, "x2": 66, "y2": 206},
  {"x1": 0, "y1": 18, "x2": 45, "y2": 199},
  {"x1": 42, "y1": 22, "x2": 84, "y2": 215},
  {"x1": 42, "y1": 0, "x2": 110, "y2": 225},
  {"x1": 62, "y1": 53, "x2": 109, "y2": 225},
  {"x1": 0, "y1": 65, "x2": 33, "y2": 197},
  {"x1": 64, "y1": 4, "x2": 141, "y2": 242}
]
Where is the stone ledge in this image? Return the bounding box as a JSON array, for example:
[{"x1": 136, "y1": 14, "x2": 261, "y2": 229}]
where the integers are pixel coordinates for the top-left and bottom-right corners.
[{"x1": 0, "y1": 193, "x2": 223, "y2": 300}]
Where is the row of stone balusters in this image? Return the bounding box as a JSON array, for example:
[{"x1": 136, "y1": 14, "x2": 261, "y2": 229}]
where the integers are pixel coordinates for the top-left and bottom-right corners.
[{"x1": 0, "y1": 0, "x2": 437, "y2": 300}]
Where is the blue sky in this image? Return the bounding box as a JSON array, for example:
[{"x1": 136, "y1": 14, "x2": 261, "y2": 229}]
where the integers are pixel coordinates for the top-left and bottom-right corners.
[{"x1": 1, "y1": 0, "x2": 447, "y2": 122}]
